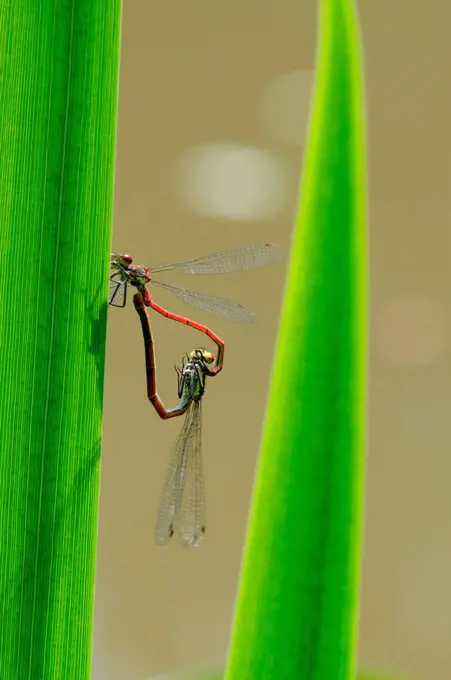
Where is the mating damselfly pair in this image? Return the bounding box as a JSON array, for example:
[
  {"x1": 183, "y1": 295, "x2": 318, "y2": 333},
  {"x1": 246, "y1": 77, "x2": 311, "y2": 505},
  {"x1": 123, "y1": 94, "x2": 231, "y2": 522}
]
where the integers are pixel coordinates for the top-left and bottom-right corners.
[{"x1": 109, "y1": 242, "x2": 284, "y2": 547}]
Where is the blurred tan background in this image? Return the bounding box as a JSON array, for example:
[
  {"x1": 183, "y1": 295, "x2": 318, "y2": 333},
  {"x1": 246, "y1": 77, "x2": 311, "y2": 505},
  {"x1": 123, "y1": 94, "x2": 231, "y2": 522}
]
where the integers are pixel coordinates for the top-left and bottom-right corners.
[{"x1": 93, "y1": 1, "x2": 451, "y2": 679}]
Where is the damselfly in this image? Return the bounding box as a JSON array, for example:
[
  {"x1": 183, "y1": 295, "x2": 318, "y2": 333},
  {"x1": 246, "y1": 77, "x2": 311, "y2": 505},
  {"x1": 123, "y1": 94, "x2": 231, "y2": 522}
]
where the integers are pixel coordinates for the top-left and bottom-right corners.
[
  {"x1": 133, "y1": 292, "x2": 223, "y2": 419},
  {"x1": 133, "y1": 292, "x2": 220, "y2": 547},
  {"x1": 109, "y1": 242, "x2": 284, "y2": 330}
]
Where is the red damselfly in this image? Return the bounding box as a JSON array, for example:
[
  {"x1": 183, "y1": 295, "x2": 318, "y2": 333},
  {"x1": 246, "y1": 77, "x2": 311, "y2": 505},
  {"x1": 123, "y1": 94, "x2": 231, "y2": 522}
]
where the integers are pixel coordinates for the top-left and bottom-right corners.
[{"x1": 109, "y1": 242, "x2": 284, "y2": 329}]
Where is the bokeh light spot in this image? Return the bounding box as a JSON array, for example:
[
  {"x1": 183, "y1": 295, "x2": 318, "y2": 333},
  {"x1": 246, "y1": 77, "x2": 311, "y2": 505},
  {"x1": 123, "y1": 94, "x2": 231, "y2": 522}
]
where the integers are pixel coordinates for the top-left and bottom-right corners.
[{"x1": 176, "y1": 143, "x2": 287, "y2": 221}]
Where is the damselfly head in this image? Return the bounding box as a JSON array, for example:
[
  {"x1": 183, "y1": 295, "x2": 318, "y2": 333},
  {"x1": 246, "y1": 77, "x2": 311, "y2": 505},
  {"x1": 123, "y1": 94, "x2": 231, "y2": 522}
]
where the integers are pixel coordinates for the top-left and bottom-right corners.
[
  {"x1": 189, "y1": 348, "x2": 214, "y2": 364},
  {"x1": 112, "y1": 252, "x2": 133, "y2": 267}
]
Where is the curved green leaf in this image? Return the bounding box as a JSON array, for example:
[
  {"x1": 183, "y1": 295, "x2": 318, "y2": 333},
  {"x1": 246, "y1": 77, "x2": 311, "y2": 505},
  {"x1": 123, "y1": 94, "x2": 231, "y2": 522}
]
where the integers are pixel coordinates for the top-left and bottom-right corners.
[
  {"x1": 0, "y1": 1, "x2": 122, "y2": 678},
  {"x1": 153, "y1": 667, "x2": 413, "y2": 680},
  {"x1": 224, "y1": 0, "x2": 367, "y2": 678}
]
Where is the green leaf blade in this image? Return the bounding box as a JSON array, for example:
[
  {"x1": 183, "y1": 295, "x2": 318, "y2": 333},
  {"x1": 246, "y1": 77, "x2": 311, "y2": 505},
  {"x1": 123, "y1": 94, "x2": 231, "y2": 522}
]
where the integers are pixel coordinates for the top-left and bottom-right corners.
[
  {"x1": 0, "y1": 1, "x2": 122, "y2": 678},
  {"x1": 225, "y1": 1, "x2": 367, "y2": 679}
]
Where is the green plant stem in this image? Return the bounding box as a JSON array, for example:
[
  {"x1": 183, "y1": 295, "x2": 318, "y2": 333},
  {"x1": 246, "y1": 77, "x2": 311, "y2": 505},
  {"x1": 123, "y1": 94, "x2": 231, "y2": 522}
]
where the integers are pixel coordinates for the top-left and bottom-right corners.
[
  {"x1": 224, "y1": 0, "x2": 367, "y2": 678},
  {"x1": 0, "y1": 1, "x2": 122, "y2": 678}
]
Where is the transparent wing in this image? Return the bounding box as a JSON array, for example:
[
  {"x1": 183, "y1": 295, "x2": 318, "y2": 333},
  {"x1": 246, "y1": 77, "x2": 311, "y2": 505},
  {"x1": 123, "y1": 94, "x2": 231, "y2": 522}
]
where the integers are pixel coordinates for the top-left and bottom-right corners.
[
  {"x1": 177, "y1": 400, "x2": 205, "y2": 548},
  {"x1": 152, "y1": 279, "x2": 256, "y2": 323},
  {"x1": 148, "y1": 242, "x2": 285, "y2": 276},
  {"x1": 110, "y1": 254, "x2": 131, "y2": 280},
  {"x1": 110, "y1": 252, "x2": 123, "y2": 265},
  {"x1": 109, "y1": 254, "x2": 131, "y2": 308},
  {"x1": 155, "y1": 403, "x2": 198, "y2": 546},
  {"x1": 108, "y1": 274, "x2": 127, "y2": 308}
]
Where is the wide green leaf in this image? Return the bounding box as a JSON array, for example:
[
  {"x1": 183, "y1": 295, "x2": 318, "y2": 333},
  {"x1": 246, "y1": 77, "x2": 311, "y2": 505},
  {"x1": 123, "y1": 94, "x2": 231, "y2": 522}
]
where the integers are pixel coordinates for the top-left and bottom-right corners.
[{"x1": 0, "y1": 1, "x2": 122, "y2": 677}]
